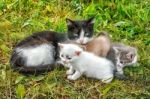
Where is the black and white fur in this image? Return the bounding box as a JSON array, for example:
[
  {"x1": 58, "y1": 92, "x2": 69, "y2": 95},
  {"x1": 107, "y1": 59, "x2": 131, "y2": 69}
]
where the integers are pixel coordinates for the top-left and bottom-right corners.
[
  {"x1": 10, "y1": 31, "x2": 67, "y2": 73},
  {"x1": 10, "y1": 17, "x2": 95, "y2": 74},
  {"x1": 66, "y1": 17, "x2": 94, "y2": 44}
]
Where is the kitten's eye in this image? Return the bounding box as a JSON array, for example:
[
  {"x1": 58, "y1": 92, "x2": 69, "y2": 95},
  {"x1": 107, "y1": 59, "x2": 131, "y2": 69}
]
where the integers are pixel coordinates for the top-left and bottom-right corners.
[
  {"x1": 73, "y1": 34, "x2": 78, "y2": 37},
  {"x1": 85, "y1": 33, "x2": 90, "y2": 37},
  {"x1": 61, "y1": 54, "x2": 64, "y2": 57},
  {"x1": 69, "y1": 26, "x2": 75, "y2": 31},
  {"x1": 66, "y1": 55, "x2": 72, "y2": 60},
  {"x1": 120, "y1": 61, "x2": 124, "y2": 64}
]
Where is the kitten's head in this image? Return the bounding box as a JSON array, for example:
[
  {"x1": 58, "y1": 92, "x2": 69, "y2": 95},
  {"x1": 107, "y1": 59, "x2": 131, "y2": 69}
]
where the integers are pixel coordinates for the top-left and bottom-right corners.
[
  {"x1": 66, "y1": 17, "x2": 95, "y2": 44},
  {"x1": 113, "y1": 47, "x2": 137, "y2": 67},
  {"x1": 58, "y1": 43, "x2": 83, "y2": 64}
]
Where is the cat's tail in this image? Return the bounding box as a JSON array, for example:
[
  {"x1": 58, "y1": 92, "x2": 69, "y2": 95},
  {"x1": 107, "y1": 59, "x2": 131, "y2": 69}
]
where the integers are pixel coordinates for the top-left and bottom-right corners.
[
  {"x1": 12, "y1": 64, "x2": 55, "y2": 75},
  {"x1": 10, "y1": 50, "x2": 58, "y2": 75}
]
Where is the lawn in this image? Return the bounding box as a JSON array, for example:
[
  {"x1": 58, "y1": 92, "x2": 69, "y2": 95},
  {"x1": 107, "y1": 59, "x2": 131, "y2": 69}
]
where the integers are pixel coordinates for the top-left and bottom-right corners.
[{"x1": 0, "y1": 0, "x2": 150, "y2": 98}]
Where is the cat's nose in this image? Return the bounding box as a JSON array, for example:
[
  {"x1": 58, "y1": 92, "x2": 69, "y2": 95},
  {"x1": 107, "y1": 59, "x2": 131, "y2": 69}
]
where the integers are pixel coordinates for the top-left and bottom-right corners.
[
  {"x1": 63, "y1": 60, "x2": 67, "y2": 64},
  {"x1": 80, "y1": 39, "x2": 84, "y2": 44}
]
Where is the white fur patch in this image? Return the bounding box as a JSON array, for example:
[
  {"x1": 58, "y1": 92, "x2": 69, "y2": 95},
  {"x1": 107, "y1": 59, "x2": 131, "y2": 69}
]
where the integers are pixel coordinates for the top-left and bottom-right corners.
[
  {"x1": 127, "y1": 54, "x2": 138, "y2": 66},
  {"x1": 16, "y1": 44, "x2": 55, "y2": 67},
  {"x1": 59, "y1": 44, "x2": 114, "y2": 83},
  {"x1": 132, "y1": 55, "x2": 137, "y2": 64},
  {"x1": 76, "y1": 29, "x2": 92, "y2": 44}
]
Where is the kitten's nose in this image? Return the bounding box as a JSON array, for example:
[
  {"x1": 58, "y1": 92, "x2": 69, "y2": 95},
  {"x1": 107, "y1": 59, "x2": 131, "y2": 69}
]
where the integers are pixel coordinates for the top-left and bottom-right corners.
[
  {"x1": 80, "y1": 39, "x2": 84, "y2": 44},
  {"x1": 63, "y1": 60, "x2": 67, "y2": 64}
]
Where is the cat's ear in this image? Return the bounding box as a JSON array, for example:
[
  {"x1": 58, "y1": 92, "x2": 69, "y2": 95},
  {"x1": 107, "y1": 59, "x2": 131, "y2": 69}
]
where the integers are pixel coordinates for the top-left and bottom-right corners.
[
  {"x1": 75, "y1": 51, "x2": 81, "y2": 56},
  {"x1": 113, "y1": 47, "x2": 119, "y2": 53},
  {"x1": 87, "y1": 17, "x2": 95, "y2": 25},
  {"x1": 113, "y1": 47, "x2": 121, "y2": 55},
  {"x1": 58, "y1": 43, "x2": 64, "y2": 48},
  {"x1": 126, "y1": 52, "x2": 134, "y2": 60},
  {"x1": 66, "y1": 18, "x2": 74, "y2": 26}
]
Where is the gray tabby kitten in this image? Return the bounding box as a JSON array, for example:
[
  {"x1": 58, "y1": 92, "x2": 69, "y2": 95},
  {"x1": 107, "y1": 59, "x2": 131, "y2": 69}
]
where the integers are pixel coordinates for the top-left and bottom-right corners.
[{"x1": 107, "y1": 43, "x2": 138, "y2": 79}]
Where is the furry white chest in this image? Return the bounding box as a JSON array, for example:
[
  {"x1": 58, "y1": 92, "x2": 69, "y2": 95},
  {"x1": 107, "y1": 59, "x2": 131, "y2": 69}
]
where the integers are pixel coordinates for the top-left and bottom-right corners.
[{"x1": 16, "y1": 44, "x2": 55, "y2": 67}]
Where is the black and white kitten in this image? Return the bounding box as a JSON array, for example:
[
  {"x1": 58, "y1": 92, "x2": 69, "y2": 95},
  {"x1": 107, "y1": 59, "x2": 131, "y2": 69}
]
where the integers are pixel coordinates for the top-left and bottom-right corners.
[
  {"x1": 66, "y1": 17, "x2": 94, "y2": 44},
  {"x1": 10, "y1": 17, "x2": 95, "y2": 73}
]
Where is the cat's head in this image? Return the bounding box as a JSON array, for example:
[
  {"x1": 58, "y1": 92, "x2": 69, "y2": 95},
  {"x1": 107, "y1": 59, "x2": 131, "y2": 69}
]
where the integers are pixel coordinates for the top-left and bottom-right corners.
[
  {"x1": 58, "y1": 43, "x2": 83, "y2": 64},
  {"x1": 66, "y1": 17, "x2": 95, "y2": 44},
  {"x1": 113, "y1": 47, "x2": 137, "y2": 67}
]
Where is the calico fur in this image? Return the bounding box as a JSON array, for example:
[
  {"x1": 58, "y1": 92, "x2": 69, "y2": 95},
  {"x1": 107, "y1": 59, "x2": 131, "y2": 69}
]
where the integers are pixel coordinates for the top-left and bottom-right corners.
[{"x1": 82, "y1": 31, "x2": 111, "y2": 57}]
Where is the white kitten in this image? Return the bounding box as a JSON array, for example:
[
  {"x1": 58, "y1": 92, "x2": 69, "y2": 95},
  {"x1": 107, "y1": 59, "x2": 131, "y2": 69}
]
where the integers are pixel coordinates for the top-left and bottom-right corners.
[{"x1": 58, "y1": 43, "x2": 114, "y2": 83}]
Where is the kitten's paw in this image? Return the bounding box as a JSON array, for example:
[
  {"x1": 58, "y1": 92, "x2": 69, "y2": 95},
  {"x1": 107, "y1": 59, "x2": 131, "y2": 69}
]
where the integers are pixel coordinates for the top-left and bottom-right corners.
[
  {"x1": 115, "y1": 72, "x2": 127, "y2": 80},
  {"x1": 67, "y1": 75, "x2": 76, "y2": 80},
  {"x1": 66, "y1": 70, "x2": 74, "y2": 75},
  {"x1": 102, "y1": 76, "x2": 113, "y2": 83}
]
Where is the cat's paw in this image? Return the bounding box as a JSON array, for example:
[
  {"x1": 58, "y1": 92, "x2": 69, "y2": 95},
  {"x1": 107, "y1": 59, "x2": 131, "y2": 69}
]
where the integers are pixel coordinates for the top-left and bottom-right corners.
[
  {"x1": 102, "y1": 76, "x2": 113, "y2": 83},
  {"x1": 67, "y1": 75, "x2": 76, "y2": 80},
  {"x1": 66, "y1": 70, "x2": 74, "y2": 75},
  {"x1": 115, "y1": 72, "x2": 128, "y2": 80}
]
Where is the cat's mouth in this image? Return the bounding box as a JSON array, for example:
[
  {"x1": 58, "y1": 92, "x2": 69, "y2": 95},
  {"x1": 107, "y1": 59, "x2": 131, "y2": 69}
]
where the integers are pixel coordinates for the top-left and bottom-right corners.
[
  {"x1": 63, "y1": 60, "x2": 70, "y2": 64},
  {"x1": 76, "y1": 38, "x2": 93, "y2": 44},
  {"x1": 117, "y1": 63, "x2": 124, "y2": 67}
]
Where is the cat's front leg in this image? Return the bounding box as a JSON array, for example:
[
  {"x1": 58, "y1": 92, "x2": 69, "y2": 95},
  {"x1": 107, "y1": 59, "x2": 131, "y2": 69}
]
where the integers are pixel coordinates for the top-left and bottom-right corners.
[
  {"x1": 115, "y1": 66, "x2": 127, "y2": 79},
  {"x1": 66, "y1": 64, "x2": 74, "y2": 75},
  {"x1": 102, "y1": 74, "x2": 114, "y2": 83},
  {"x1": 67, "y1": 70, "x2": 82, "y2": 80}
]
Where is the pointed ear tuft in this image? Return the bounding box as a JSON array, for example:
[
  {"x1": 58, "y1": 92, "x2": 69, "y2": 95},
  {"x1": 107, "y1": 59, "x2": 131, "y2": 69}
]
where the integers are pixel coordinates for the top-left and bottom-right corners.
[
  {"x1": 87, "y1": 17, "x2": 95, "y2": 24},
  {"x1": 66, "y1": 18, "x2": 74, "y2": 26},
  {"x1": 75, "y1": 51, "x2": 81, "y2": 56},
  {"x1": 113, "y1": 47, "x2": 119, "y2": 53},
  {"x1": 58, "y1": 43, "x2": 64, "y2": 48}
]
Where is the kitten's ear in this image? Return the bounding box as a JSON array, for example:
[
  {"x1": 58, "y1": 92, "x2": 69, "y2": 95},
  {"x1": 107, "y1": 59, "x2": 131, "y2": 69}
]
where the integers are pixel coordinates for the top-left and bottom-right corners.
[
  {"x1": 87, "y1": 17, "x2": 95, "y2": 25},
  {"x1": 113, "y1": 47, "x2": 119, "y2": 53},
  {"x1": 75, "y1": 51, "x2": 81, "y2": 56},
  {"x1": 126, "y1": 52, "x2": 134, "y2": 60},
  {"x1": 58, "y1": 43, "x2": 64, "y2": 48},
  {"x1": 113, "y1": 47, "x2": 121, "y2": 56},
  {"x1": 66, "y1": 18, "x2": 74, "y2": 26}
]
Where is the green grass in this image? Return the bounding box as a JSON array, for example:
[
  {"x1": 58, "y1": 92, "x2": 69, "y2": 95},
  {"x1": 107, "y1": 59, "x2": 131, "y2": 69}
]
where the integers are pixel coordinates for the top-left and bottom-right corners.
[{"x1": 0, "y1": 0, "x2": 150, "y2": 98}]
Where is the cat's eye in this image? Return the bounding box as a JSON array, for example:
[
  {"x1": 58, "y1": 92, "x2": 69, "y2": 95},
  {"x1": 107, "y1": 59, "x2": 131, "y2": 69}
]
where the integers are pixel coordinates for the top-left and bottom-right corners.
[
  {"x1": 85, "y1": 33, "x2": 90, "y2": 37},
  {"x1": 66, "y1": 55, "x2": 72, "y2": 60},
  {"x1": 74, "y1": 34, "x2": 78, "y2": 37},
  {"x1": 120, "y1": 61, "x2": 124, "y2": 64},
  {"x1": 61, "y1": 54, "x2": 64, "y2": 57}
]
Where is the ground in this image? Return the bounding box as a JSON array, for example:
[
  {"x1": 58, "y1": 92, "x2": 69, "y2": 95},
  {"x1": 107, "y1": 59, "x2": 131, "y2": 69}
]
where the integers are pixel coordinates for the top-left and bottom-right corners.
[{"x1": 0, "y1": 0, "x2": 150, "y2": 98}]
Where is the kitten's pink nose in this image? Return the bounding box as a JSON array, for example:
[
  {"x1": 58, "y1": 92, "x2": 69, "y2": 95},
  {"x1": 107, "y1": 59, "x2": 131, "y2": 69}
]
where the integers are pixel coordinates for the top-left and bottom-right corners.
[
  {"x1": 80, "y1": 39, "x2": 84, "y2": 44},
  {"x1": 63, "y1": 60, "x2": 68, "y2": 64}
]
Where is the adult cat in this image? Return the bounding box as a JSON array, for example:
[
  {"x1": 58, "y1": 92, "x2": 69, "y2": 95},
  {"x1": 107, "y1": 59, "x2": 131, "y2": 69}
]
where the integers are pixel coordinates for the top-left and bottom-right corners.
[{"x1": 10, "y1": 17, "x2": 95, "y2": 74}]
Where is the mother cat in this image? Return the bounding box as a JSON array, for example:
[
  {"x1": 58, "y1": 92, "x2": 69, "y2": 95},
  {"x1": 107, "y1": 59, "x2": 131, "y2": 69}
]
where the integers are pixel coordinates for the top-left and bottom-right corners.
[{"x1": 10, "y1": 17, "x2": 95, "y2": 73}]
